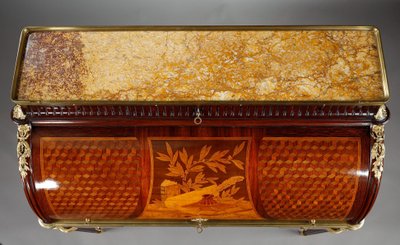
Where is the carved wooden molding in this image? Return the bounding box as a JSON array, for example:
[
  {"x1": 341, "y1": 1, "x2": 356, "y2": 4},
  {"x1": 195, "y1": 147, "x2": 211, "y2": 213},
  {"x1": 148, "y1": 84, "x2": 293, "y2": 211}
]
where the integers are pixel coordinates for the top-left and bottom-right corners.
[{"x1": 22, "y1": 104, "x2": 380, "y2": 120}]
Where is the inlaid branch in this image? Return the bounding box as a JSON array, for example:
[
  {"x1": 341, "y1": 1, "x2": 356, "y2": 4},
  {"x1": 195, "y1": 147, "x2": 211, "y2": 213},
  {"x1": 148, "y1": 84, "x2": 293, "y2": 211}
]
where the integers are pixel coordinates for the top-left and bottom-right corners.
[{"x1": 156, "y1": 141, "x2": 246, "y2": 193}]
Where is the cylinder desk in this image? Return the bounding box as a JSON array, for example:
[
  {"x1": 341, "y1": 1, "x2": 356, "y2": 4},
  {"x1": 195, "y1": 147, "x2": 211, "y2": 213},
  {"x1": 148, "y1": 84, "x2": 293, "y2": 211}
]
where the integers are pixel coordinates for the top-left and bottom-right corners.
[{"x1": 10, "y1": 26, "x2": 389, "y2": 235}]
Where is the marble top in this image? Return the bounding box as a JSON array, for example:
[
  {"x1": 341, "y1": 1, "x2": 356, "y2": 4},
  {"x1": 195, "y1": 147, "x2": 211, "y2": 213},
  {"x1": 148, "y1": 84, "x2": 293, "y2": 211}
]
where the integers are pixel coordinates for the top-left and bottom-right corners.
[{"x1": 13, "y1": 27, "x2": 388, "y2": 103}]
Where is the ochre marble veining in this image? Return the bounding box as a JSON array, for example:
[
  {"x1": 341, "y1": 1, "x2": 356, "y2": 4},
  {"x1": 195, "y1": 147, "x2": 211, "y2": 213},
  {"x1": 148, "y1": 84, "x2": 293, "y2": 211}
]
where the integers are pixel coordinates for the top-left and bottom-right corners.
[{"x1": 17, "y1": 30, "x2": 385, "y2": 102}]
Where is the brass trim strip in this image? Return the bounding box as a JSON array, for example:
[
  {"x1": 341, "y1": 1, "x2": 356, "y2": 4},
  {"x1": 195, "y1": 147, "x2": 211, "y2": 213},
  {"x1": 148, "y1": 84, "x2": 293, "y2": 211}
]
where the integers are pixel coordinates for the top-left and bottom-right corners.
[
  {"x1": 41, "y1": 219, "x2": 354, "y2": 228},
  {"x1": 374, "y1": 29, "x2": 390, "y2": 101},
  {"x1": 39, "y1": 214, "x2": 368, "y2": 235},
  {"x1": 10, "y1": 25, "x2": 389, "y2": 106},
  {"x1": 11, "y1": 100, "x2": 391, "y2": 106},
  {"x1": 39, "y1": 218, "x2": 364, "y2": 234}
]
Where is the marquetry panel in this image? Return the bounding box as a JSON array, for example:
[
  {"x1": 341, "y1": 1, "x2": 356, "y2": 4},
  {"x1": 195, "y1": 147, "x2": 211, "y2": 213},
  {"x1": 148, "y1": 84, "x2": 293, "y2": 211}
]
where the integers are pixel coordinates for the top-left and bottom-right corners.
[
  {"x1": 39, "y1": 137, "x2": 142, "y2": 220},
  {"x1": 257, "y1": 137, "x2": 361, "y2": 220},
  {"x1": 139, "y1": 137, "x2": 261, "y2": 220}
]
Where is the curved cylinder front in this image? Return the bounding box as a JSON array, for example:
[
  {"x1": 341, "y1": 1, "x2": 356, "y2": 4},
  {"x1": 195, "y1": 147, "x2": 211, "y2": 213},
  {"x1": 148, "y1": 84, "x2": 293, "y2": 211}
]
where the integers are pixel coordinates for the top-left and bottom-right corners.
[
  {"x1": 252, "y1": 137, "x2": 363, "y2": 221},
  {"x1": 31, "y1": 136, "x2": 149, "y2": 222},
  {"x1": 24, "y1": 125, "x2": 374, "y2": 225}
]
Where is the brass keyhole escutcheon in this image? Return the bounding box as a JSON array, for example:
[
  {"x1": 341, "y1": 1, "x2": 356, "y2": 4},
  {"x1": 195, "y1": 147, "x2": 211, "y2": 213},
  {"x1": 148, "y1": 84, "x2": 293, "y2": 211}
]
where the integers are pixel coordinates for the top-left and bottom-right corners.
[
  {"x1": 191, "y1": 218, "x2": 208, "y2": 233},
  {"x1": 194, "y1": 108, "x2": 202, "y2": 125}
]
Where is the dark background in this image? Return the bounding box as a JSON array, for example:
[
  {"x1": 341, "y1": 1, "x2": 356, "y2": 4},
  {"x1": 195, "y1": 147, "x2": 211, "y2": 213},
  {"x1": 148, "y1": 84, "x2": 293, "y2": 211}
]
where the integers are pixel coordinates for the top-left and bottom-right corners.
[{"x1": 0, "y1": 0, "x2": 399, "y2": 244}]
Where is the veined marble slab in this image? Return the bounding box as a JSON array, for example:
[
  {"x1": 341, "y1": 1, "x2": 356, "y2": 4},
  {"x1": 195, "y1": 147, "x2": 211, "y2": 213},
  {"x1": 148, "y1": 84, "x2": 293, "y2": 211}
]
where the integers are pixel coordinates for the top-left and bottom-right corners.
[{"x1": 13, "y1": 27, "x2": 388, "y2": 103}]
